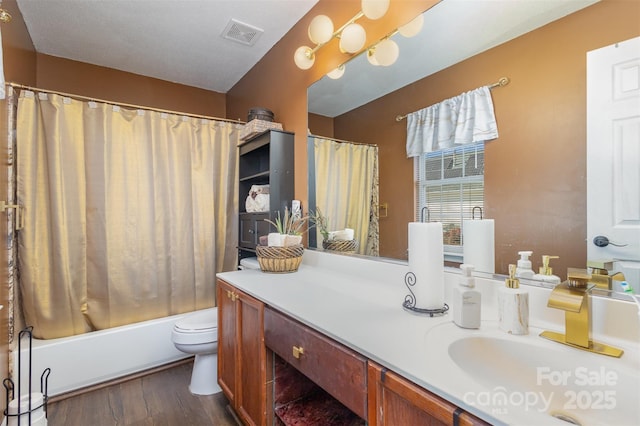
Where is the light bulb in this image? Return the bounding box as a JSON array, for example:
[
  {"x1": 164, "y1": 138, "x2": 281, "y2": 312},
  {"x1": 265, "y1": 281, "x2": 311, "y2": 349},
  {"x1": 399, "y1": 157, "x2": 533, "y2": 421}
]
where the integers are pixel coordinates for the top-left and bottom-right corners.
[
  {"x1": 367, "y1": 48, "x2": 379, "y2": 66},
  {"x1": 294, "y1": 46, "x2": 315, "y2": 70},
  {"x1": 339, "y1": 23, "x2": 366, "y2": 54},
  {"x1": 398, "y1": 14, "x2": 424, "y2": 38},
  {"x1": 361, "y1": 0, "x2": 390, "y2": 20},
  {"x1": 327, "y1": 65, "x2": 345, "y2": 79},
  {"x1": 308, "y1": 15, "x2": 334, "y2": 44},
  {"x1": 374, "y1": 38, "x2": 399, "y2": 66}
]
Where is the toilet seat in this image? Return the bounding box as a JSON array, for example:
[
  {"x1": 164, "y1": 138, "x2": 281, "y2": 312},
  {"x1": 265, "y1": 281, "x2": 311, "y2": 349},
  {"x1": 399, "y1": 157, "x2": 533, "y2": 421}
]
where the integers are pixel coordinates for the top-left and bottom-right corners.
[{"x1": 172, "y1": 308, "x2": 217, "y2": 344}]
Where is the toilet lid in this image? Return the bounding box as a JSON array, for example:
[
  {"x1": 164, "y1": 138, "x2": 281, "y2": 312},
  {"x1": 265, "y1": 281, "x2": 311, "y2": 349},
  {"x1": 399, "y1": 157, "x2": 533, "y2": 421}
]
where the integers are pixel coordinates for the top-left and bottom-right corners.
[{"x1": 175, "y1": 308, "x2": 217, "y2": 331}]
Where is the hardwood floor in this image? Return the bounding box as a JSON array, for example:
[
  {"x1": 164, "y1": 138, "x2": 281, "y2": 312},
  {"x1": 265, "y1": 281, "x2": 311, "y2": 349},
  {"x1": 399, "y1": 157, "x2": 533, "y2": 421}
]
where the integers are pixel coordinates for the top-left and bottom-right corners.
[{"x1": 46, "y1": 361, "x2": 238, "y2": 426}]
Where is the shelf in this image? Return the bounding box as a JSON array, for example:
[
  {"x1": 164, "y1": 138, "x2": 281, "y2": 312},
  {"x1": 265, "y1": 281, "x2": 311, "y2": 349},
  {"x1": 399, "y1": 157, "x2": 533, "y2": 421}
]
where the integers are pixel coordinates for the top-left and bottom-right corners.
[
  {"x1": 240, "y1": 170, "x2": 270, "y2": 182},
  {"x1": 275, "y1": 389, "x2": 365, "y2": 426}
]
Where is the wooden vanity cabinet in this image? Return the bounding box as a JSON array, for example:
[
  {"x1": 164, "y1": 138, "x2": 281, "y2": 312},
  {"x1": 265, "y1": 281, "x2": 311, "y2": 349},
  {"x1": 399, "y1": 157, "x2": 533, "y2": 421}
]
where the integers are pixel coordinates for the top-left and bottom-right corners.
[
  {"x1": 217, "y1": 279, "x2": 268, "y2": 426},
  {"x1": 264, "y1": 306, "x2": 368, "y2": 420},
  {"x1": 368, "y1": 362, "x2": 489, "y2": 426}
]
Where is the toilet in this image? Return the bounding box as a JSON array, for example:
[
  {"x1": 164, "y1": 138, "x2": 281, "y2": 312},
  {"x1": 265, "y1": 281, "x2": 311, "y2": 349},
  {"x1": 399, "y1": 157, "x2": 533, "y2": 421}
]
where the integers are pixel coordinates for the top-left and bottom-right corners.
[{"x1": 171, "y1": 308, "x2": 220, "y2": 395}]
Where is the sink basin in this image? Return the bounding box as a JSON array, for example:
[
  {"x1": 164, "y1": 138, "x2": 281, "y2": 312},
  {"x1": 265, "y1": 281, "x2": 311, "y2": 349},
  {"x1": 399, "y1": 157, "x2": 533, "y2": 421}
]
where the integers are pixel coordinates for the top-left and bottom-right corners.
[{"x1": 425, "y1": 321, "x2": 640, "y2": 426}]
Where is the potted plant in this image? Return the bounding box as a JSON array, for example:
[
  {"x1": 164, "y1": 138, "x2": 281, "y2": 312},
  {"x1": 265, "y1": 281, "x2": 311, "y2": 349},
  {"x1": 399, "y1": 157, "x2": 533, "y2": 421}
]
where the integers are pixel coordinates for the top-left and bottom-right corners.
[
  {"x1": 256, "y1": 207, "x2": 308, "y2": 273},
  {"x1": 310, "y1": 208, "x2": 359, "y2": 253},
  {"x1": 309, "y1": 208, "x2": 330, "y2": 242},
  {"x1": 264, "y1": 207, "x2": 308, "y2": 247}
]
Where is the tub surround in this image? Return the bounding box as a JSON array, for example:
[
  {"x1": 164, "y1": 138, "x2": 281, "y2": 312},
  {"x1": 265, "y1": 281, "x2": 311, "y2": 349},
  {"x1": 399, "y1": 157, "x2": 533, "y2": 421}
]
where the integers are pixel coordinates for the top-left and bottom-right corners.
[
  {"x1": 14, "y1": 311, "x2": 199, "y2": 396},
  {"x1": 217, "y1": 250, "x2": 640, "y2": 425}
]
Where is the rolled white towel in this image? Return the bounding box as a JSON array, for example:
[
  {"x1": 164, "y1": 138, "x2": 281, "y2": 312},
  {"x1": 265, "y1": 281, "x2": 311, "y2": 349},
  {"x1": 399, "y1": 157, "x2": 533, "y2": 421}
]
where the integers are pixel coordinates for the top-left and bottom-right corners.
[
  {"x1": 332, "y1": 229, "x2": 353, "y2": 241},
  {"x1": 267, "y1": 232, "x2": 285, "y2": 247}
]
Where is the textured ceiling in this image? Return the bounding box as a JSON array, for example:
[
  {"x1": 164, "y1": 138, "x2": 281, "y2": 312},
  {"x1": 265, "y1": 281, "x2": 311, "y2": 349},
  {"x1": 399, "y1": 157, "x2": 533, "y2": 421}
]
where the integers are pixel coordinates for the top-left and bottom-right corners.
[{"x1": 16, "y1": 0, "x2": 319, "y2": 93}]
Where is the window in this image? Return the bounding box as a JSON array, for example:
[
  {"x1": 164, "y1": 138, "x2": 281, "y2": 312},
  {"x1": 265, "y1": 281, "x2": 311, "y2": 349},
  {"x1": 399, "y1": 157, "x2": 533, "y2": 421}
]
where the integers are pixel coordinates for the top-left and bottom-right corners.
[{"x1": 415, "y1": 143, "x2": 484, "y2": 256}]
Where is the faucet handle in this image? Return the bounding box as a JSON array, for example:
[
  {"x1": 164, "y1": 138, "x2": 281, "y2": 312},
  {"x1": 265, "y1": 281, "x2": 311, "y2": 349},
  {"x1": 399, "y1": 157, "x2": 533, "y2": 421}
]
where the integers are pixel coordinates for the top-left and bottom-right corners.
[{"x1": 567, "y1": 268, "x2": 591, "y2": 288}]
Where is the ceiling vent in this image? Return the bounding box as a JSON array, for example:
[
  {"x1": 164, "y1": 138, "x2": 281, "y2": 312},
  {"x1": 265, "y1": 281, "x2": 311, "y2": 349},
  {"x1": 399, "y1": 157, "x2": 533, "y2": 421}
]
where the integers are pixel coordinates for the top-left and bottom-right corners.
[{"x1": 222, "y1": 19, "x2": 263, "y2": 46}]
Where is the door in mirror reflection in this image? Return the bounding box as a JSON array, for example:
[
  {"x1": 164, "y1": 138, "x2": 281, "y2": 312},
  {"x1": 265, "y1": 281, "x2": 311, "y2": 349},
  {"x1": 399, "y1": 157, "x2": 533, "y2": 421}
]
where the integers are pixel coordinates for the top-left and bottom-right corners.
[{"x1": 587, "y1": 36, "x2": 640, "y2": 291}]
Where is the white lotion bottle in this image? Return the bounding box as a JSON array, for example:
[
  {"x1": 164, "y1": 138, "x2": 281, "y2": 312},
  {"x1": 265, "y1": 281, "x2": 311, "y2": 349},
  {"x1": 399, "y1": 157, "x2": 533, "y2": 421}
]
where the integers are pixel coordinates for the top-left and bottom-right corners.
[
  {"x1": 498, "y1": 264, "x2": 529, "y2": 335},
  {"x1": 515, "y1": 250, "x2": 535, "y2": 279},
  {"x1": 453, "y1": 264, "x2": 481, "y2": 329}
]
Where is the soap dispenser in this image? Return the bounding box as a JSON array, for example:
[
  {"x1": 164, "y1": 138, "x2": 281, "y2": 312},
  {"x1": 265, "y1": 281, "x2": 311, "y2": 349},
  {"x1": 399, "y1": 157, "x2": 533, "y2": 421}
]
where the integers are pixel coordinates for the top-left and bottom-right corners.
[
  {"x1": 532, "y1": 255, "x2": 561, "y2": 284},
  {"x1": 515, "y1": 251, "x2": 534, "y2": 279},
  {"x1": 498, "y1": 264, "x2": 529, "y2": 335},
  {"x1": 453, "y1": 264, "x2": 481, "y2": 329}
]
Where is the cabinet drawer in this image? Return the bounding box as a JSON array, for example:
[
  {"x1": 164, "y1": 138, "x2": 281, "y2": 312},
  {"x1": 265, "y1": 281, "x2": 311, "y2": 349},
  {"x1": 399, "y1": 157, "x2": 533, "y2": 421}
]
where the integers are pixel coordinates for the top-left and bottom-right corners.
[{"x1": 264, "y1": 307, "x2": 367, "y2": 420}]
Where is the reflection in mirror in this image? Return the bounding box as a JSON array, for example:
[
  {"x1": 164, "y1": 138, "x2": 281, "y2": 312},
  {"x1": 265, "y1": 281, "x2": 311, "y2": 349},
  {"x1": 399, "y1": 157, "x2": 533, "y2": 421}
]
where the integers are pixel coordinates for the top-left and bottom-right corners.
[
  {"x1": 307, "y1": 0, "x2": 640, "y2": 294},
  {"x1": 307, "y1": 136, "x2": 379, "y2": 256}
]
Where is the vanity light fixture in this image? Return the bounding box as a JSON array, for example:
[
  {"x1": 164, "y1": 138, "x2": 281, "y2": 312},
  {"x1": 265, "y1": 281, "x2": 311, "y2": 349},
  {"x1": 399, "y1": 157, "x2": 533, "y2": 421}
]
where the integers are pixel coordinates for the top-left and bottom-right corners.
[
  {"x1": 366, "y1": 14, "x2": 424, "y2": 67},
  {"x1": 294, "y1": 0, "x2": 390, "y2": 70},
  {"x1": 325, "y1": 13, "x2": 425, "y2": 79},
  {"x1": 327, "y1": 64, "x2": 346, "y2": 80}
]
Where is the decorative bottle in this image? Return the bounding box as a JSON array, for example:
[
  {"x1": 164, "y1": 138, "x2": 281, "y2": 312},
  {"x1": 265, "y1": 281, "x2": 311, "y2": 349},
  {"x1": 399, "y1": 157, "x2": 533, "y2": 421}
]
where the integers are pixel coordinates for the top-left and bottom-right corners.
[
  {"x1": 453, "y1": 264, "x2": 481, "y2": 329},
  {"x1": 498, "y1": 264, "x2": 529, "y2": 335}
]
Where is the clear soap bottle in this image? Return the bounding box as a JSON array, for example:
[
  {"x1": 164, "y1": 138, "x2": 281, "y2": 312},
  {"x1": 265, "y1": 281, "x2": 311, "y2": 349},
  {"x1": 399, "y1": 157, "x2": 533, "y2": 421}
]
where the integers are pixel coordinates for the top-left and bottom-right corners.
[{"x1": 453, "y1": 264, "x2": 481, "y2": 329}]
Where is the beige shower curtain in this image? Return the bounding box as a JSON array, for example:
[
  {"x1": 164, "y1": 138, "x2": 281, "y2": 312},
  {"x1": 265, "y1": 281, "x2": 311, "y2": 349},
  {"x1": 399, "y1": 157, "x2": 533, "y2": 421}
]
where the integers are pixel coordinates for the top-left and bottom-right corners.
[
  {"x1": 16, "y1": 90, "x2": 239, "y2": 339},
  {"x1": 313, "y1": 137, "x2": 379, "y2": 256}
]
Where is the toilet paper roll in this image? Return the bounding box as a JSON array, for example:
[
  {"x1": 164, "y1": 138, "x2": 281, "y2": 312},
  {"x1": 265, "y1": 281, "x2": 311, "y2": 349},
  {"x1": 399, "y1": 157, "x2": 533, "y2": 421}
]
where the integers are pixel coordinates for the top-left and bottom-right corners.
[
  {"x1": 463, "y1": 219, "x2": 495, "y2": 273},
  {"x1": 408, "y1": 222, "x2": 445, "y2": 309},
  {"x1": 7, "y1": 392, "x2": 47, "y2": 426}
]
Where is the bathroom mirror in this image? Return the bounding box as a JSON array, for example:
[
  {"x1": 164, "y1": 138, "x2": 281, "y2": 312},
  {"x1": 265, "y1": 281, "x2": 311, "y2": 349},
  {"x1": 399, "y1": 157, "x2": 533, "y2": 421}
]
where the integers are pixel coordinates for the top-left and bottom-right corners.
[{"x1": 307, "y1": 0, "x2": 638, "y2": 291}]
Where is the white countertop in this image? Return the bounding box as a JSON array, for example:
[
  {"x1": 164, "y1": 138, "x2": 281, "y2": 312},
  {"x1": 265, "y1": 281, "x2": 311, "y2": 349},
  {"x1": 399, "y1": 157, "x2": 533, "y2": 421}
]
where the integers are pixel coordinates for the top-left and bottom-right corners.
[{"x1": 219, "y1": 250, "x2": 640, "y2": 426}]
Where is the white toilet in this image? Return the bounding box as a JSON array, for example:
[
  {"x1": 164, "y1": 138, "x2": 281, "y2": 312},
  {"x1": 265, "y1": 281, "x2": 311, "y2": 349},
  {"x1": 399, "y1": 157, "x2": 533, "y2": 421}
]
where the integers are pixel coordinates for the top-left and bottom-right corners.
[{"x1": 171, "y1": 307, "x2": 221, "y2": 395}]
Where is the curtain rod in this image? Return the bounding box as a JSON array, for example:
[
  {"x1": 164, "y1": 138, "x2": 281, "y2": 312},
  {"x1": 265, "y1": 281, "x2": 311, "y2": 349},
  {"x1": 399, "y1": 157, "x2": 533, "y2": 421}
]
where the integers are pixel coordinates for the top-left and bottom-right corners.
[
  {"x1": 309, "y1": 133, "x2": 377, "y2": 147},
  {"x1": 395, "y1": 76, "x2": 510, "y2": 122},
  {"x1": 7, "y1": 82, "x2": 246, "y2": 125}
]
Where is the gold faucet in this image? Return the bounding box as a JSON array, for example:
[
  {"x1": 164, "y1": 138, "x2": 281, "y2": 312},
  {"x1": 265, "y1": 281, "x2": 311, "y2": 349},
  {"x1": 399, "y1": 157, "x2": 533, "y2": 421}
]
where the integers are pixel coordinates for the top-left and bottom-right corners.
[
  {"x1": 587, "y1": 260, "x2": 626, "y2": 290},
  {"x1": 539, "y1": 268, "x2": 624, "y2": 357}
]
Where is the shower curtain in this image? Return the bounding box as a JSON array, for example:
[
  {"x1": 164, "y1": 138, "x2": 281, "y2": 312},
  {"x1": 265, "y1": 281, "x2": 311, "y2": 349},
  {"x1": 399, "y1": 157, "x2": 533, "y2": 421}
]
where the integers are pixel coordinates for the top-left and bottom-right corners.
[
  {"x1": 15, "y1": 89, "x2": 240, "y2": 339},
  {"x1": 313, "y1": 137, "x2": 379, "y2": 256}
]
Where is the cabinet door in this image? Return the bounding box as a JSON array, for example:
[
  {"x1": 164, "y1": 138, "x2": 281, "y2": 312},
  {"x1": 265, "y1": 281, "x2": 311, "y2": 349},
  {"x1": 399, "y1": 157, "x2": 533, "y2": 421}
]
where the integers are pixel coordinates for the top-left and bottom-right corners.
[
  {"x1": 237, "y1": 290, "x2": 267, "y2": 426},
  {"x1": 239, "y1": 212, "x2": 269, "y2": 250},
  {"x1": 217, "y1": 280, "x2": 238, "y2": 403},
  {"x1": 217, "y1": 279, "x2": 267, "y2": 426},
  {"x1": 368, "y1": 362, "x2": 489, "y2": 426}
]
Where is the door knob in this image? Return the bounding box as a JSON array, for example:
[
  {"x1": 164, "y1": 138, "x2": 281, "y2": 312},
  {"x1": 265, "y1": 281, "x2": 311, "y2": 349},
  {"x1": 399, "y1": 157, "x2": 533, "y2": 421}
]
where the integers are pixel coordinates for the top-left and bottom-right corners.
[{"x1": 593, "y1": 235, "x2": 627, "y2": 247}]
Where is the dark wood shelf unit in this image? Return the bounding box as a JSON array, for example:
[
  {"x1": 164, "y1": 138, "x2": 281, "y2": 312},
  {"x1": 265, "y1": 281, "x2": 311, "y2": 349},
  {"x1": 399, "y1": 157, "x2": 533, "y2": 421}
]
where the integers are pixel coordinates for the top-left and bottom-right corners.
[{"x1": 238, "y1": 130, "x2": 294, "y2": 262}]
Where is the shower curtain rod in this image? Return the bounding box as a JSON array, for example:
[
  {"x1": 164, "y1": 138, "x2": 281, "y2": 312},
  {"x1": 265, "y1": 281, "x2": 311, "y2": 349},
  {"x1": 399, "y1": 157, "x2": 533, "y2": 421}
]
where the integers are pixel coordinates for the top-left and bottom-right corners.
[
  {"x1": 310, "y1": 133, "x2": 377, "y2": 147},
  {"x1": 6, "y1": 82, "x2": 246, "y2": 125},
  {"x1": 394, "y1": 76, "x2": 510, "y2": 122}
]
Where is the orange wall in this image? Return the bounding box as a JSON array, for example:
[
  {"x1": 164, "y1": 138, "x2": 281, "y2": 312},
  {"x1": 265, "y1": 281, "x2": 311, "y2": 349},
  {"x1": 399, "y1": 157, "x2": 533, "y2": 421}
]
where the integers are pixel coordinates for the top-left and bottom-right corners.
[
  {"x1": 34, "y1": 54, "x2": 226, "y2": 117},
  {"x1": 327, "y1": 0, "x2": 639, "y2": 277}
]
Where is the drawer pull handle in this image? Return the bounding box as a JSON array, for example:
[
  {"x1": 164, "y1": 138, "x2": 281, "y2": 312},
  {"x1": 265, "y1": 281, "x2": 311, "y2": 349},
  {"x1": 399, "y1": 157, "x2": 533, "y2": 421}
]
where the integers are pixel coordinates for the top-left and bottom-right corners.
[{"x1": 292, "y1": 345, "x2": 304, "y2": 359}]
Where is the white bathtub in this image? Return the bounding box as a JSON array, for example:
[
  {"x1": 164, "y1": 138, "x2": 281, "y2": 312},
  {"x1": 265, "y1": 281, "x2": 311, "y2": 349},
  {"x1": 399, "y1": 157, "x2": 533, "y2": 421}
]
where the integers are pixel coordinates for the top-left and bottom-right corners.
[{"x1": 11, "y1": 310, "x2": 203, "y2": 397}]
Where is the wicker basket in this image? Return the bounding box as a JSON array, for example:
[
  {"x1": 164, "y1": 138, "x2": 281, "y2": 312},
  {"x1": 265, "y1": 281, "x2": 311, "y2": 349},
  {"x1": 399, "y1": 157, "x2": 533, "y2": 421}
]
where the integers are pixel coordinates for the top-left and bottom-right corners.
[
  {"x1": 239, "y1": 119, "x2": 283, "y2": 141},
  {"x1": 256, "y1": 244, "x2": 304, "y2": 273},
  {"x1": 322, "y1": 239, "x2": 359, "y2": 253}
]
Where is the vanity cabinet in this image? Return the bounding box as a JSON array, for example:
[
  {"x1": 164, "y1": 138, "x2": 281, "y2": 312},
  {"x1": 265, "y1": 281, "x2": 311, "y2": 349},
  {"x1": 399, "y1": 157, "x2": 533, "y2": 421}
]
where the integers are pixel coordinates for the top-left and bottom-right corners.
[
  {"x1": 218, "y1": 278, "x2": 491, "y2": 426},
  {"x1": 238, "y1": 130, "x2": 294, "y2": 261},
  {"x1": 367, "y1": 362, "x2": 489, "y2": 426},
  {"x1": 264, "y1": 306, "x2": 368, "y2": 420},
  {"x1": 217, "y1": 279, "x2": 268, "y2": 426}
]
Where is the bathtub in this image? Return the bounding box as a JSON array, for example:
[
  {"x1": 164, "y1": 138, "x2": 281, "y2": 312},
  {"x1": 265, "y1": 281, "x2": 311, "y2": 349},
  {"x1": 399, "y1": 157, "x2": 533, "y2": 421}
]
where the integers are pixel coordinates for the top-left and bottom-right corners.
[{"x1": 11, "y1": 310, "x2": 203, "y2": 397}]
